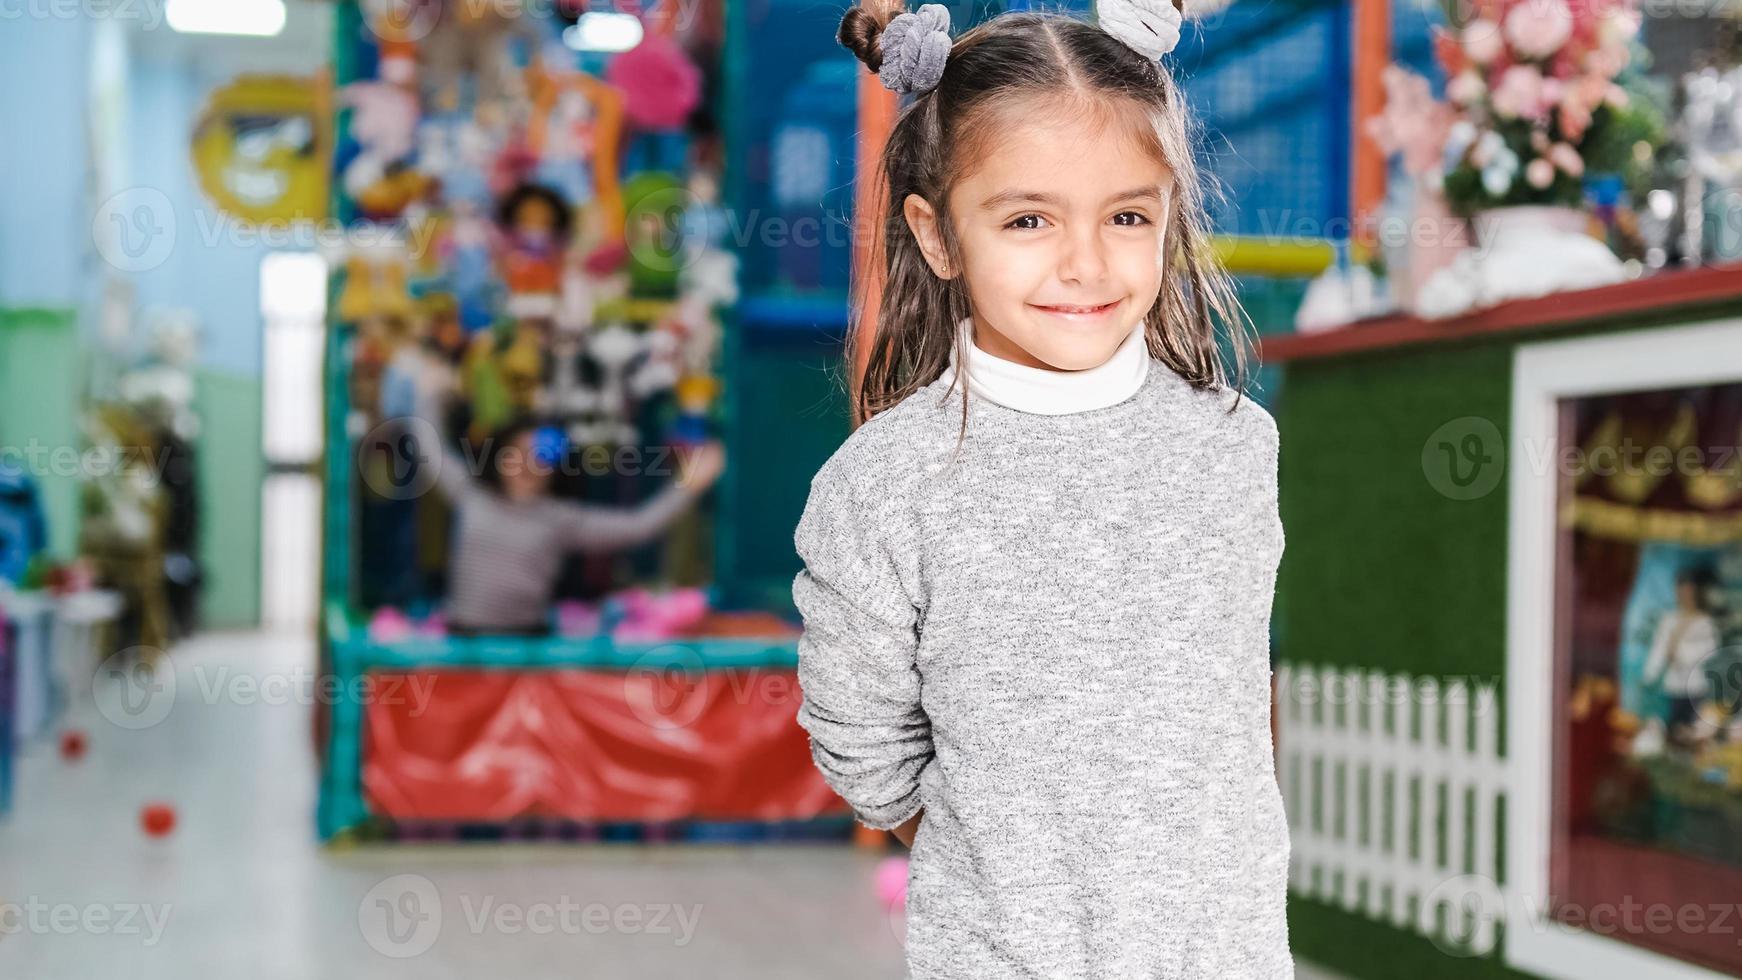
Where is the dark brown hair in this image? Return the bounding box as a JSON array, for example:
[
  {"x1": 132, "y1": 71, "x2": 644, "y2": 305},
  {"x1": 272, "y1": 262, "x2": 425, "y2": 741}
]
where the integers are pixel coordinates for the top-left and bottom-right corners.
[{"x1": 837, "y1": 1, "x2": 1254, "y2": 441}]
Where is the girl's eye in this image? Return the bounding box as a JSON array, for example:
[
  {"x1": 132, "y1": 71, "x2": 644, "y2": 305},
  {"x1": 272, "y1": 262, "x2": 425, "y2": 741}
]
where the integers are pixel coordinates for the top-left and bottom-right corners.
[{"x1": 1004, "y1": 211, "x2": 1154, "y2": 230}]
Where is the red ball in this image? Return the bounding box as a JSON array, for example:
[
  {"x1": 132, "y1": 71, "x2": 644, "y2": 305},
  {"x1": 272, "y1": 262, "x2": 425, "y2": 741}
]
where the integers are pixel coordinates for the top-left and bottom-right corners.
[
  {"x1": 140, "y1": 803, "x2": 177, "y2": 838},
  {"x1": 59, "y1": 730, "x2": 88, "y2": 762}
]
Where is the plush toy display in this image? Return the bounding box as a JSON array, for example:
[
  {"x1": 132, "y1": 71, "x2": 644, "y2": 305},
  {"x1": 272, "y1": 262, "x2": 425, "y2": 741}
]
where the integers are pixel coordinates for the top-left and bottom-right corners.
[{"x1": 329, "y1": 2, "x2": 737, "y2": 619}]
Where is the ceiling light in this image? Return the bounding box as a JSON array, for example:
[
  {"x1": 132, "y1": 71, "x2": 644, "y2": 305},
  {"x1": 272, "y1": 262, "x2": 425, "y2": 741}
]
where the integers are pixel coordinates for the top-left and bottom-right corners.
[
  {"x1": 166, "y1": 0, "x2": 287, "y2": 37},
  {"x1": 563, "y1": 12, "x2": 643, "y2": 53}
]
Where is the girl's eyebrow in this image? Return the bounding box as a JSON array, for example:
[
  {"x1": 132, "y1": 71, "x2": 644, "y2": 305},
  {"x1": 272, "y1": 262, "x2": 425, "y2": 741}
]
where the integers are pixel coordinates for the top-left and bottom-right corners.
[{"x1": 979, "y1": 185, "x2": 1165, "y2": 210}]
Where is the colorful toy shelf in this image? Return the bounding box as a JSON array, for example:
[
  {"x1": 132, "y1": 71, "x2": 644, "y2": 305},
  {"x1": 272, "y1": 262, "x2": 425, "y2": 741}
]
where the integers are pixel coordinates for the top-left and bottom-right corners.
[{"x1": 311, "y1": 0, "x2": 858, "y2": 842}]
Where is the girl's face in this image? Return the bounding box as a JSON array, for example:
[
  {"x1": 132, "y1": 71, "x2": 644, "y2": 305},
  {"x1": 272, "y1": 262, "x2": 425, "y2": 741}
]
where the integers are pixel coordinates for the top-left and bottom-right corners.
[
  {"x1": 905, "y1": 100, "x2": 1174, "y2": 371},
  {"x1": 500, "y1": 430, "x2": 552, "y2": 500}
]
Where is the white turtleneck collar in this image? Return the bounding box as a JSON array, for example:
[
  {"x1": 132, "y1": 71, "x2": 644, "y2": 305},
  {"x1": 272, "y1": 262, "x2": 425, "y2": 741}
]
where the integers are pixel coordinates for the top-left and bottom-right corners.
[{"x1": 938, "y1": 315, "x2": 1150, "y2": 415}]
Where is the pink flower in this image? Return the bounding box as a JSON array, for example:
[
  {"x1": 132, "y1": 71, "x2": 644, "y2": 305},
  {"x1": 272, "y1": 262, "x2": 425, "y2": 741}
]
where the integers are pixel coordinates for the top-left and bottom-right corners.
[
  {"x1": 1583, "y1": 44, "x2": 1628, "y2": 80},
  {"x1": 1556, "y1": 73, "x2": 1611, "y2": 141},
  {"x1": 1504, "y1": 0, "x2": 1574, "y2": 60},
  {"x1": 1525, "y1": 157, "x2": 1556, "y2": 188},
  {"x1": 1463, "y1": 18, "x2": 1504, "y2": 63},
  {"x1": 1596, "y1": 6, "x2": 1641, "y2": 46},
  {"x1": 1447, "y1": 70, "x2": 1487, "y2": 105},
  {"x1": 1548, "y1": 141, "x2": 1584, "y2": 176},
  {"x1": 1366, "y1": 65, "x2": 1454, "y2": 179},
  {"x1": 1560, "y1": 100, "x2": 1593, "y2": 142},
  {"x1": 1492, "y1": 64, "x2": 1547, "y2": 121},
  {"x1": 1541, "y1": 77, "x2": 1565, "y2": 106}
]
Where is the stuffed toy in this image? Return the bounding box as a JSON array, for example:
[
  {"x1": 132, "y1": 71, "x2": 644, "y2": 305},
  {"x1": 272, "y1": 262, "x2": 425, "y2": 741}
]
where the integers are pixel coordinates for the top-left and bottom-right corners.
[
  {"x1": 419, "y1": 0, "x2": 544, "y2": 112},
  {"x1": 528, "y1": 63, "x2": 626, "y2": 239},
  {"x1": 604, "y1": 32, "x2": 701, "y2": 131},
  {"x1": 493, "y1": 182, "x2": 572, "y2": 299},
  {"x1": 339, "y1": 80, "x2": 425, "y2": 220}
]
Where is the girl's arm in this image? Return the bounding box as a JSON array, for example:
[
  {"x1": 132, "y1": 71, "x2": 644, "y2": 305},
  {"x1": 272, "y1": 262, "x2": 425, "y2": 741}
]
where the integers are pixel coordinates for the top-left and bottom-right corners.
[
  {"x1": 791, "y1": 460, "x2": 933, "y2": 835},
  {"x1": 890, "y1": 808, "x2": 924, "y2": 847},
  {"x1": 552, "y1": 441, "x2": 724, "y2": 551},
  {"x1": 407, "y1": 359, "x2": 479, "y2": 505},
  {"x1": 552, "y1": 479, "x2": 702, "y2": 551}
]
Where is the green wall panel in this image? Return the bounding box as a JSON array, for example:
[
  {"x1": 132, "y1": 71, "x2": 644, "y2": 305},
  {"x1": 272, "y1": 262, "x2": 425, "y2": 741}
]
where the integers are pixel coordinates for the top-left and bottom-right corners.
[
  {"x1": 1290, "y1": 895, "x2": 1534, "y2": 980},
  {"x1": 0, "y1": 307, "x2": 83, "y2": 558},
  {"x1": 719, "y1": 334, "x2": 852, "y2": 614},
  {"x1": 1275, "y1": 340, "x2": 1513, "y2": 683}
]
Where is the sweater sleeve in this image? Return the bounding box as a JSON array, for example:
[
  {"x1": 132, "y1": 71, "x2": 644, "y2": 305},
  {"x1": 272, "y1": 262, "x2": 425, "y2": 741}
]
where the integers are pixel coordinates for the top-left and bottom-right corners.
[
  {"x1": 550, "y1": 481, "x2": 699, "y2": 552},
  {"x1": 791, "y1": 461, "x2": 933, "y2": 831},
  {"x1": 409, "y1": 388, "x2": 480, "y2": 506}
]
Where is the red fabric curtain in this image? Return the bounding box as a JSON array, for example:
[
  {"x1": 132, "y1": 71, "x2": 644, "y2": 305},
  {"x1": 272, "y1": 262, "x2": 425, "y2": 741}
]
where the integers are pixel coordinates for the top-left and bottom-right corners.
[{"x1": 363, "y1": 668, "x2": 848, "y2": 823}]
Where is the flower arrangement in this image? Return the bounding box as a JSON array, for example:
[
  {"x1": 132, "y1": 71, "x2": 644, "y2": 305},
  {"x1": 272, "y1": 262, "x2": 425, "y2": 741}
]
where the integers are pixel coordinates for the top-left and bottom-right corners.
[{"x1": 1368, "y1": 0, "x2": 1666, "y2": 218}]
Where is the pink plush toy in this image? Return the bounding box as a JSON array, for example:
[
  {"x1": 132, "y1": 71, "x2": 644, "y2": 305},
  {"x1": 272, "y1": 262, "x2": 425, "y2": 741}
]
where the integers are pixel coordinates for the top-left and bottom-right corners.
[
  {"x1": 604, "y1": 33, "x2": 702, "y2": 131},
  {"x1": 875, "y1": 856, "x2": 910, "y2": 912},
  {"x1": 556, "y1": 600, "x2": 602, "y2": 638},
  {"x1": 414, "y1": 610, "x2": 447, "y2": 638},
  {"x1": 368, "y1": 606, "x2": 414, "y2": 643},
  {"x1": 610, "y1": 586, "x2": 709, "y2": 642}
]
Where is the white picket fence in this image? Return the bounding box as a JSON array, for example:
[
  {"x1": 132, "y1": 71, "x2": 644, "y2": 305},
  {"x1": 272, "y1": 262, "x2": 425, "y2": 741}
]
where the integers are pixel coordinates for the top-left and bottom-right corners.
[{"x1": 1274, "y1": 663, "x2": 1508, "y2": 956}]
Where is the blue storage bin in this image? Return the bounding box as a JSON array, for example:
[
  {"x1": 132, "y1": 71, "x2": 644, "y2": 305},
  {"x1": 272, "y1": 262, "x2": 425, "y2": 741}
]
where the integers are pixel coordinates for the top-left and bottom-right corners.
[
  {"x1": 4, "y1": 592, "x2": 57, "y2": 744},
  {"x1": 0, "y1": 611, "x2": 13, "y2": 817}
]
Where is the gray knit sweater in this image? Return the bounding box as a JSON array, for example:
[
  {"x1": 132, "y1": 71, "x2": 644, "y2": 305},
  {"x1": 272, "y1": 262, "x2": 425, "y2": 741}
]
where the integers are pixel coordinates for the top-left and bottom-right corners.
[{"x1": 792, "y1": 361, "x2": 1292, "y2": 978}]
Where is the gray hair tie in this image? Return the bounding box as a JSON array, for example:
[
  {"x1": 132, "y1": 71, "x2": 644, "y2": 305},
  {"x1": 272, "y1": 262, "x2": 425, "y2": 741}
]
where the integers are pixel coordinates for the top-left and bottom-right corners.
[{"x1": 878, "y1": 4, "x2": 952, "y2": 95}]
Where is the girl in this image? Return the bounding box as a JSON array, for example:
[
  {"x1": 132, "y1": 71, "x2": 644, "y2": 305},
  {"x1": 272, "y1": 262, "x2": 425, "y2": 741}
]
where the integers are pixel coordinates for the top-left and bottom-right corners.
[
  {"x1": 791, "y1": 1, "x2": 1291, "y2": 977},
  {"x1": 410, "y1": 369, "x2": 725, "y2": 635}
]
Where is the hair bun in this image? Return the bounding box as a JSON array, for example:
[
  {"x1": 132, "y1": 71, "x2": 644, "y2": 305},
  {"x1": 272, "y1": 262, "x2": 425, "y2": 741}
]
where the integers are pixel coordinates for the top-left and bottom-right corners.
[{"x1": 838, "y1": 4, "x2": 890, "y2": 72}]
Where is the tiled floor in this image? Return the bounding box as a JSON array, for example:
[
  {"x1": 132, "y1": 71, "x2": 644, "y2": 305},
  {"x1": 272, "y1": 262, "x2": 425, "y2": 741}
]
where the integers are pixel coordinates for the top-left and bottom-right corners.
[{"x1": 0, "y1": 630, "x2": 1348, "y2": 979}]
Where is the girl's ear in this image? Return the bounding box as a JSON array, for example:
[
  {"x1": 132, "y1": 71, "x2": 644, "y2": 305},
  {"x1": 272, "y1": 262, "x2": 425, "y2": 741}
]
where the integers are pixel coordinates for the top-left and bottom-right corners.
[{"x1": 902, "y1": 193, "x2": 954, "y2": 279}]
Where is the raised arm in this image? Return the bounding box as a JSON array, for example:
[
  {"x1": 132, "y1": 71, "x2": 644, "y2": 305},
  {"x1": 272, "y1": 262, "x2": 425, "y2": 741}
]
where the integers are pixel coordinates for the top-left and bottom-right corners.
[
  {"x1": 405, "y1": 358, "x2": 479, "y2": 505},
  {"x1": 551, "y1": 441, "x2": 724, "y2": 552},
  {"x1": 791, "y1": 461, "x2": 934, "y2": 833},
  {"x1": 552, "y1": 479, "x2": 701, "y2": 552}
]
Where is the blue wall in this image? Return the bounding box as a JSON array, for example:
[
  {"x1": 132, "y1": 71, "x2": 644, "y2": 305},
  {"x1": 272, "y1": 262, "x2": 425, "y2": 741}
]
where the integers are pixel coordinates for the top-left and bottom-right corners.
[
  {"x1": 127, "y1": 57, "x2": 269, "y2": 378},
  {"x1": 0, "y1": 19, "x2": 280, "y2": 625},
  {"x1": 0, "y1": 20, "x2": 93, "y2": 310}
]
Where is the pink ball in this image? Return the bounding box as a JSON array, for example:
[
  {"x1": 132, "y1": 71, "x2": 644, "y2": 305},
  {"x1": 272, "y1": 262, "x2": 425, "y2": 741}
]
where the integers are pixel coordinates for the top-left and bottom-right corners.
[{"x1": 875, "y1": 856, "x2": 910, "y2": 911}]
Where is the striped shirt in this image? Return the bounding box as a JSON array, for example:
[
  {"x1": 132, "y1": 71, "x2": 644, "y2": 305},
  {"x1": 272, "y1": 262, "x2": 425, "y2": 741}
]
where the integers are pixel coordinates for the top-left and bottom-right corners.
[{"x1": 414, "y1": 409, "x2": 699, "y2": 632}]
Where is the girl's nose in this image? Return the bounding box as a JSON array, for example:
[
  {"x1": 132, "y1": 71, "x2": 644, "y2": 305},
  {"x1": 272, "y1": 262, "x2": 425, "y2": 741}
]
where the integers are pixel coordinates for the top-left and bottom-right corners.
[{"x1": 1057, "y1": 226, "x2": 1109, "y2": 284}]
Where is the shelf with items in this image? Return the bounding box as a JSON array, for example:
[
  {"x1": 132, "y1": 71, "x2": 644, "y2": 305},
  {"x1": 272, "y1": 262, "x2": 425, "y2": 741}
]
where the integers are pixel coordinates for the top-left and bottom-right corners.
[
  {"x1": 1259, "y1": 261, "x2": 1742, "y2": 363},
  {"x1": 314, "y1": 0, "x2": 847, "y2": 841}
]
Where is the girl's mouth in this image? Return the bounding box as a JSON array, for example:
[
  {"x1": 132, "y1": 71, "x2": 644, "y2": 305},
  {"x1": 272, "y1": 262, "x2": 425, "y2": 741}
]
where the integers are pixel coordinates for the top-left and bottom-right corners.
[{"x1": 1032, "y1": 300, "x2": 1121, "y2": 321}]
